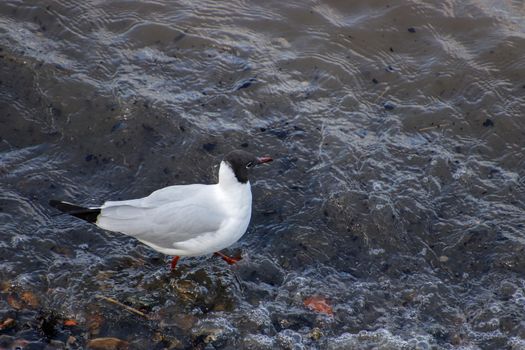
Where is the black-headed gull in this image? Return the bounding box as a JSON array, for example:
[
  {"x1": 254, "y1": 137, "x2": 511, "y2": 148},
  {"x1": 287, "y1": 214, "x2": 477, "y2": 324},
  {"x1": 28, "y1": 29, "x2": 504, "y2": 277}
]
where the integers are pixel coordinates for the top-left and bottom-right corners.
[{"x1": 50, "y1": 150, "x2": 273, "y2": 269}]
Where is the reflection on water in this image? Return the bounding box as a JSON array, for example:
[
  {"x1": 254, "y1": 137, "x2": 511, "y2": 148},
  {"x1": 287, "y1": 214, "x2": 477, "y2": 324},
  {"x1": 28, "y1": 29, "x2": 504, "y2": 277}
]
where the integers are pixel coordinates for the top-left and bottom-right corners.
[{"x1": 1, "y1": 0, "x2": 525, "y2": 348}]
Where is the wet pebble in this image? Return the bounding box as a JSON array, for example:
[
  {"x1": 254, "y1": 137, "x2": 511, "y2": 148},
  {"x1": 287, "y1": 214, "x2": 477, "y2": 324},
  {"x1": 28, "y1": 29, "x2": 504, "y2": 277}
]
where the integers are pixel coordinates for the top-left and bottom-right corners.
[
  {"x1": 110, "y1": 121, "x2": 126, "y2": 133},
  {"x1": 172, "y1": 279, "x2": 201, "y2": 304},
  {"x1": 48, "y1": 339, "x2": 66, "y2": 349},
  {"x1": 191, "y1": 318, "x2": 236, "y2": 349},
  {"x1": 308, "y1": 327, "x2": 323, "y2": 341},
  {"x1": 7, "y1": 290, "x2": 39, "y2": 310},
  {"x1": 86, "y1": 312, "x2": 105, "y2": 337},
  {"x1": 160, "y1": 337, "x2": 185, "y2": 350},
  {"x1": 438, "y1": 255, "x2": 449, "y2": 263},
  {"x1": 237, "y1": 258, "x2": 284, "y2": 286},
  {"x1": 236, "y1": 77, "x2": 256, "y2": 91},
  {"x1": 202, "y1": 143, "x2": 216, "y2": 152},
  {"x1": 0, "y1": 336, "x2": 34, "y2": 350},
  {"x1": 86, "y1": 337, "x2": 129, "y2": 350},
  {"x1": 271, "y1": 130, "x2": 288, "y2": 140},
  {"x1": 67, "y1": 336, "x2": 78, "y2": 348},
  {"x1": 499, "y1": 280, "x2": 517, "y2": 300},
  {"x1": 276, "y1": 329, "x2": 304, "y2": 350},
  {"x1": 238, "y1": 306, "x2": 273, "y2": 333},
  {"x1": 0, "y1": 318, "x2": 15, "y2": 330},
  {"x1": 303, "y1": 296, "x2": 334, "y2": 316},
  {"x1": 383, "y1": 102, "x2": 395, "y2": 110},
  {"x1": 241, "y1": 334, "x2": 275, "y2": 349},
  {"x1": 482, "y1": 118, "x2": 494, "y2": 127}
]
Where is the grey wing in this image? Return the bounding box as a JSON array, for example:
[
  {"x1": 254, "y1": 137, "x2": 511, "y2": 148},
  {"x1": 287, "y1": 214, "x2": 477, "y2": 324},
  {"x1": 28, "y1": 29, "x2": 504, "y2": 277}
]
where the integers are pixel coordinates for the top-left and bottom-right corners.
[
  {"x1": 102, "y1": 184, "x2": 208, "y2": 209},
  {"x1": 96, "y1": 201, "x2": 225, "y2": 249}
]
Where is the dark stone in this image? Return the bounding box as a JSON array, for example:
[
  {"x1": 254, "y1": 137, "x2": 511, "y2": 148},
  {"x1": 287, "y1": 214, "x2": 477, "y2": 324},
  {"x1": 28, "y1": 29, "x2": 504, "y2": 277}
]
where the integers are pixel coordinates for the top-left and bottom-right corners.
[
  {"x1": 372, "y1": 78, "x2": 379, "y2": 84},
  {"x1": 482, "y1": 118, "x2": 494, "y2": 127},
  {"x1": 85, "y1": 154, "x2": 94, "y2": 162},
  {"x1": 272, "y1": 130, "x2": 288, "y2": 139},
  {"x1": 236, "y1": 78, "x2": 256, "y2": 91},
  {"x1": 111, "y1": 121, "x2": 125, "y2": 133},
  {"x1": 37, "y1": 311, "x2": 60, "y2": 339},
  {"x1": 203, "y1": 143, "x2": 216, "y2": 152},
  {"x1": 142, "y1": 123, "x2": 154, "y2": 132},
  {"x1": 384, "y1": 102, "x2": 395, "y2": 110},
  {"x1": 408, "y1": 27, "x2": 416, "y2": 33}
]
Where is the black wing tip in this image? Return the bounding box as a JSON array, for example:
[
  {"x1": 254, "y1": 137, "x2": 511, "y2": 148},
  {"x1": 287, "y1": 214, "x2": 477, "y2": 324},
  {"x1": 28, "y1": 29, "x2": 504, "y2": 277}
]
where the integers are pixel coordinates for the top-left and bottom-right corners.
[{"x1": 49, "y1": 199, "x2": 101, "y2": 224}]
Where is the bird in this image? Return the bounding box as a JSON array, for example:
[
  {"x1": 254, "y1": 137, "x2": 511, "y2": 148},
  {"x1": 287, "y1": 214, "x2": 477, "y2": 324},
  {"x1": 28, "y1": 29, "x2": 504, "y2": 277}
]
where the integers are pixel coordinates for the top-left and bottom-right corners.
[{"x1": 49, "y1": 149, "x2": 273, "y2": 270}]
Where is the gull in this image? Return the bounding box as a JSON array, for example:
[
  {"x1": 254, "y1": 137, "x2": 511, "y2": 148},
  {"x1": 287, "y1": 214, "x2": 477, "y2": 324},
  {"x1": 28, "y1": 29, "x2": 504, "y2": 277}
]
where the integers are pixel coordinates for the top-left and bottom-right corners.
[{"x1": 50, "y1": 149, "x2": 273, "y2": 270}]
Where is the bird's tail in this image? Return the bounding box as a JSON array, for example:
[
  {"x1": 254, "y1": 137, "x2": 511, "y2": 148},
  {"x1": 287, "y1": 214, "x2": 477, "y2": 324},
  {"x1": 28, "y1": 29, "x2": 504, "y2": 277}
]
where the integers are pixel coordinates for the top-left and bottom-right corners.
[{"x1": 49, "y1": 200, "x2": 101, "y2": 223}]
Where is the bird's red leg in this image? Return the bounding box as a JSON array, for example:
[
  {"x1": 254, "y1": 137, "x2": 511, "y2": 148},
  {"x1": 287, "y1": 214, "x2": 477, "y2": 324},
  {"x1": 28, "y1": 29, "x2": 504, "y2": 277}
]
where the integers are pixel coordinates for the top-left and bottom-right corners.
[
  {"x1": 170, "y1": 256, "x2": 180, "y2": 270},
  {"x1": 214, "y1": 251, "x2": 241, "y2": 265}
]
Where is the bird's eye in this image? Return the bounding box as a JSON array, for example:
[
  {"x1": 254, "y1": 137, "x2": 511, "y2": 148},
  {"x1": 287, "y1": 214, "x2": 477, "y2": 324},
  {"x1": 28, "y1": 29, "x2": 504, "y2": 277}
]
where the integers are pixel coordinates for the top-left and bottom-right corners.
[{"x1": 246, "y1": 162, "x2": 254, "y2": 169}]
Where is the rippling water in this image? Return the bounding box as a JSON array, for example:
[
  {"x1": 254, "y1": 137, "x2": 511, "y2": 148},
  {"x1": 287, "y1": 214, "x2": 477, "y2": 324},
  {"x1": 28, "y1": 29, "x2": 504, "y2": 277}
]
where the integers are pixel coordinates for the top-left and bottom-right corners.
[{"x1": 1, "y1": 0, "x2": 525, "y2": 349}]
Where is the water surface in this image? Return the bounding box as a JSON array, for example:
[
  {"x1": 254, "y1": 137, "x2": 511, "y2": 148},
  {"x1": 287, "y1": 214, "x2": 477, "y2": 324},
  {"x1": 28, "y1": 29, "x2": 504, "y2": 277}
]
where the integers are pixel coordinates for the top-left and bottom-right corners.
[{"x1": 1, "y1": 0, "x2": 525, "y2": 349}]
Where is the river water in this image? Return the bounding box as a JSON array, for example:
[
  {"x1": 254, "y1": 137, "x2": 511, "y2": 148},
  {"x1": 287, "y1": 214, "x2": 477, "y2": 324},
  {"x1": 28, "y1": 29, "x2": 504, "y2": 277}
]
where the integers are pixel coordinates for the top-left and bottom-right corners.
[{"x1": 1, "y1": 0, "x2": 524, "y2": 349}]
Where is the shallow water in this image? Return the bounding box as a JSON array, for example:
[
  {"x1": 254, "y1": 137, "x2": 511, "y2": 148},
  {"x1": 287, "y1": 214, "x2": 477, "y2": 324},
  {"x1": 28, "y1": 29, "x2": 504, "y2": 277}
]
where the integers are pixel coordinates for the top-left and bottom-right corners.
[{"x1": 1, "y1": 0, "x2": 525, "y2": 349}]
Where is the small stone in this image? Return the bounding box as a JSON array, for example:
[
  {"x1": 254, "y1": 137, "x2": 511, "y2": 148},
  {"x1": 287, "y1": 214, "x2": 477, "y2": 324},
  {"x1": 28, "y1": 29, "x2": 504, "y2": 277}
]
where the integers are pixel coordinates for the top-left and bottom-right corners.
[
  {"x1": 63, "y1": 319, "x2": 78, "y2": 327},
  {"x1": 499, "y1": 281, "x2": 517, "y2": 300},
  {"x1": 236, "y1": 78, "x2": 256, "y2": 91},
  {"x1": 408, "y1": 27, "x2": 416, "y2": 33},
  {"x1": 67, "y1": 336, "x2": 77, "y2": 347},
  {"x1": 308, "y1": 327, "x2": 323, "y2": 340},
  {"x1": 87, "y1": 313, "x2": 105, "y2": 337},
  {"x1": 0, "y1": 281, "x2": 11, "y2": 292},
  {"x1": 7, "y1": 294, "x2": 22, "y2": 310},
  {"x1": 438, "y1": 255, "x2": 449, "y2": 262},
  {"x1": 173, "y1": 314, "x2": 197, "y2": 331},
  {"x1": 165, "y1": 337, "x2": 184, "y2": 349},
  {"x1": 372, "y1": 78, "x2": 379, "y2": 84},
  {"x1": 47, "y1": 339, "x2": 66, "y2": 349},
  {"x1": 450, "y1": 333, "x2": 462, "y2": 345},
  {"x1": 383, "y1": 102, "x2": 395, "y2": 110},
  {"x1": 0, "y1": 318, "x2": 15, "y2": 330},
  {"x1": 173, "y1": 280, "x2": 200, "y2": 303},
  {"x1": 202, "y1": 143, "x2": 216, "y2": 152},
  {"x1": 482, "y1": 118, "x2": 494, "y2": 127},
  {"x1": 87, "y1": 337, "x2": 129, "y2": 350},
  {"x1": 304, "y1": 296, "x2": 334, "y2": 316}
]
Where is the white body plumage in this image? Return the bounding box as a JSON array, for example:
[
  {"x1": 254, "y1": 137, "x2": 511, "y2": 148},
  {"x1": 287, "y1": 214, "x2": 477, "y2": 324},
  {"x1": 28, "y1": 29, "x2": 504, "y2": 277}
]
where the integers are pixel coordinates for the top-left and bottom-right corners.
[{"x1": 96, "y1": 161, "x2": 252, "y2": 257}]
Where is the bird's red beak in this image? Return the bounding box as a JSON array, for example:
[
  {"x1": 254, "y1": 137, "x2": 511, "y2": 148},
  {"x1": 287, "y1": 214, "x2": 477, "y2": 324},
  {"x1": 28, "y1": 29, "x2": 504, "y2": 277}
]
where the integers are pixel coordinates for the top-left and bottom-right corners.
[{"x1": 257, "y1": 156, "x2": 273, "y2": 164}]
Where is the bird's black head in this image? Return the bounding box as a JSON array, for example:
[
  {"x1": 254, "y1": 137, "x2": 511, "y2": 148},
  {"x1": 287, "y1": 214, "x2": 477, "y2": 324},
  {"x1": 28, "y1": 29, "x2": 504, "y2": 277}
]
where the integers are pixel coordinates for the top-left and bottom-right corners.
[{"x1": 223, "y1": 150, "x2": 273, "y2": 183}]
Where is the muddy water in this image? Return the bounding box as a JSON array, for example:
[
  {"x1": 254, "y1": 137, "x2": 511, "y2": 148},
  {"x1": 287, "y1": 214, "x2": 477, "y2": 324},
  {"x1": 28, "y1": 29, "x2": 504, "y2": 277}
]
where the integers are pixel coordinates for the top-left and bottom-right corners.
[{"x1": 1, "y1": 0, "x2": 525, "y2": 349}]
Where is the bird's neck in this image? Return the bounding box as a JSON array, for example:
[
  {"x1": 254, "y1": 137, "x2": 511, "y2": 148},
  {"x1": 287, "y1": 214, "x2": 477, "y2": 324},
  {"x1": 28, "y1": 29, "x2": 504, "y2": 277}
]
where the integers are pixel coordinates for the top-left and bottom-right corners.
[{"x1": 218, "y1": 161, "x2": 250, "y2": 192}]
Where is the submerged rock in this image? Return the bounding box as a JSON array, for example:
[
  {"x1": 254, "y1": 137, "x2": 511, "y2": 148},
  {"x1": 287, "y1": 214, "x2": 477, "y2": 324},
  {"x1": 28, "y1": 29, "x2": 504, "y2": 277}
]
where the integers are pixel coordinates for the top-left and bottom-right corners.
[
  {"x1": 276, "y1": 329, "x2": 305, "y2": 349},
  {"x1": 191, "y1": 317, "x2": 237, "y2": 349},
  {"x1": 240, "y1": 334, "x2": 276, "y2": 349},
  {"x1": 308, "y1": 327, "x2": 323, "y2": 341},
  {"x1": 87, "y1": 337, "x2": 129, "y2": 350}
]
